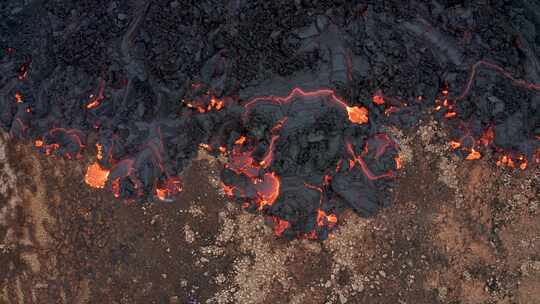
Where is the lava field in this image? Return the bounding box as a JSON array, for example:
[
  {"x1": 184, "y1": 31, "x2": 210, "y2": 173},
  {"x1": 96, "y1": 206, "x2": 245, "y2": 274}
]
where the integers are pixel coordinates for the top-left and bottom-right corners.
[{"x1": 1, "y1": 1, "x2": 539, "y2": 238}]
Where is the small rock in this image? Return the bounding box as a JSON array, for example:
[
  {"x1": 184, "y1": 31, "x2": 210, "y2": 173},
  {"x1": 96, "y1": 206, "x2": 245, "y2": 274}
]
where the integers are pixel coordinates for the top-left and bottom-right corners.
[
  {"x1": 117, "y1": 13, "x2": 127, "y2": 20},
  {"x1": 339, "y1": 293, "x2": 347, "y2": 304},
  {"x1": 438, "y1": 286, "x2": 448, "y2": 299},
  {"x1": 316, "y1": 15, "x2": 329, "y2": 32},
  {"x1": 11, "y1": 7, "x2": 23, "y2": 14}
]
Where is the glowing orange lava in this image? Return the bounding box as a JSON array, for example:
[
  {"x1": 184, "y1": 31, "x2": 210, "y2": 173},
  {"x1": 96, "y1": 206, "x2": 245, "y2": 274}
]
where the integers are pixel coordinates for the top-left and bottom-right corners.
[
  {"x1": 345, "y1": 141, "x2": 395, "y2": 180},
  {"x1": 243, "y1": 88, "x2": 368, "y2": 125},
  {"x1": 450, "y1": 141, "x2": 461, "y2": 149},
  {"x1": 155, "y1": 177, "x2": 183, "y2": 201},
  {"x1": 372, "y1": 93, "x2": 385, "y2": 105},
  {"x1": 255, "y1": 172, "x2": 280, "y2": 210},
  {"x1": 86, "y1": 80, "x2": 106, "y2": 109},
  {"x1": 15, "y1": 92, "x2": 23, "y2": 103},
  {"x1": 316, "y1": 209, "x2": 337, "y2": 228},
  {"x1": 272, "y1": 217, "x2": 289, "y2": 236},
  {"x1": 235, "y1": 136, "x2": 247, "y2": 145},
  {"x1": 394, "y1": 156, "x2": 402, "y2": 169},
  {"x1": 346, "y1": 106, "x2": 369, "y2": 124},
  {"x1": 186, "y1": 94, "x2": 225, "y2": 113},
  {"x1": 111, "y1": 178, "x2": 120, "y2": 198},
  {"x1": 479, "y1": 126, "x2": 494, "y2": 146},
  {"x1": 84, "y1": 162, "x2": 110, "y2": 189},
  {"x1": 496, "y1": 154, "x2": 528, "y2": 170},
  {"x1": 444, "y1": 111, "x2": 457, "y2": 118},
  {"x1": 465, "y1": 149, "x2": 481, "y2": 160}
]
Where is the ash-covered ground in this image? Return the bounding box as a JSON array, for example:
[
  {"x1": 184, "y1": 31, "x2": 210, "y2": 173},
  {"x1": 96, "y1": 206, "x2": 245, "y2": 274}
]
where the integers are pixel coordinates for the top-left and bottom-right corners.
[
  {"x1": 1, "y1": 119, "x2": 539, "y2": 303},
  {"x1": 1, "y1": 0, "x2": 540, "y2": 303}
]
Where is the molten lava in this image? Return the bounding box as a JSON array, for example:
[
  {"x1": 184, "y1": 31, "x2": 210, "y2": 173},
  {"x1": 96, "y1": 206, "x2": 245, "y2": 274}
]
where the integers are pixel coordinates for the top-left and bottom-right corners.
[
  {"x1": 272, "y1": 217, "x2": 290, "y2": 236},
  {"x1": 372, "y1": 92, "x2": 385, "y2": 105},
  {"x1": 185, "y1": 93, "x2": 225, "y2": 113},
  {"x1": 243, "y1": 87, "x2": 369, "y2": 125},
  {"x1": 155, "y1": 177, "x2": 183, "y2": 201},
  {"x1": 465, "y1": 148, "x2": 481, "y2": 160},
  {"x1": 254, "y1": 172, "x2": 280, "y2": 210},
  {"x1": 450, "y1": 141, "x2": 461, "y2": 149},
  {"x1": 345, "y1": 141, "x2": 396, "y2": 180},
  {"x1": 316, "y1": 209, "x2": 337, "y2": 228},
  {"x1": 86, "y1": 80, "x2": 106, "y2": 109},
  {"x1": 346, "y1": 106, "x2": 369, "y2": 124},
  {"x1": 85, "y1": 162, "x2": 110, "y2": 189},
  {"x1": 234, "y1": 136, "x2": 247, "y2": 145},
  {"x1": 15, "y1": 92, "x2": 23, "y2": 103}
]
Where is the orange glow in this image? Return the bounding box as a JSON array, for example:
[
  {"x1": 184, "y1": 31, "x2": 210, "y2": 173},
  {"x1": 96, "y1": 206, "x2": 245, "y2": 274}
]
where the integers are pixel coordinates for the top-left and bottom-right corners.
[
  {"x1": 449, "y1": 141, "x2": 461, "y2": 149},
  {"x1": 323, "y1": 174, "x2": 332, "y2": 185},
  {"x1": 218, "y1": 146, "x2": 227, "y2": 153},
  {"x1": 496, "y1": 154, "x2": 528, "y2": 170},
  {"x1": 84, "y1": 162, "x2": 110, "y2": 189},
  {"x1": 199, "y1": 143, "x2": 212, "y2": 151},
  {"x1": 156, "y1": 188, "x2": 167, "y2": 200},
  {"x1": 86, "y1": 100, "x2": 100, "y2": 109},
  {"x1": 496, "y1": 155, "x2": 514, "y2": 168},
  {"x1": 348, "y1": 159, "x2": 355, "y2": 169},
  {"x1": 111, "y1": 178, "x2": 120, "y2": 198},
  {"x1": 465, "y1": 149, "x2": 481, "y2": 160},
  {"x1": 221, "y1": 183, "x2": 234, "y2": 196},
  {"x1": 259, "y1": 135, "x2": 279, "y2": 168},
  {"x1": 35, "y1": 139, "x2": 43, "y2": 147},
  {"x1": 15, "y1": 92, "x2": 23, "y2": 103},
  {"x1": 155, "y1": 177, "x2": 183, "y2": 201},
  {"x1": 209, "y1": 96, "x2": 224, "y2": 111},
  {"x1": 479, "y1": 126, "x2": 494, "y2": 146},
  {"x1": 316, "y1": 209, "x2": 337, "y2": 228},
  {"x1": 394, "y1": 156, "x2": 402, "y2": 169},
  {"x1": 44, "y1": 143, "x2": 60, "y2": 156},
  {"x1": 346, "y1": 106, "x2": 369, "y2": 124},
  {"x1": 345, "y1": 141, "x2": 395, "y2": 180},
  {"x1": 255, "y1": 172, "x2": 280, "y2": 210},
  {"x1": 435, "y1": 105, "x2": 442, "y2": 111},
  {"x1": 18, "y1": 63, "x2": 29, "y2": 80},
  {"x1": 335, "y1": 159, "x2": 343, "y2": 172},
  {"x1": 273, "y1": 217, "x2": 289, "y2": 236},
  {"x1": 518, "y1": 157, "x2": 528, "y2": 170},
  {"x1": 86, "y1": 80, "x2": 106, "y2": 109},
  {"x1": 444, "y1": 111, "x2": 457, "y2": 118},
  {"x1": 372, "y1": 94, "x2": 385, "y2": 105},
  {"x1": 186, "y1": 94, "x2": 225, "y2": 113},
  {"x1": 243, "y1": 88, "x2": 368, "y2": 125},
  {"x1": 235, "y1": 136, "x2": 247, "y2": 145}
]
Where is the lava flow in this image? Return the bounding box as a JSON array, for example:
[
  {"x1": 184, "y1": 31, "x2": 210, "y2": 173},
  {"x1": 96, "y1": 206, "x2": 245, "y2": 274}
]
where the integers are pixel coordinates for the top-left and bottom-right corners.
[
  {"x1": 85, "y1": 162, "x2": 110, "y2": 189},
  {"x1": 220, "y1": 87, "x2": 400, "y2": 239}
]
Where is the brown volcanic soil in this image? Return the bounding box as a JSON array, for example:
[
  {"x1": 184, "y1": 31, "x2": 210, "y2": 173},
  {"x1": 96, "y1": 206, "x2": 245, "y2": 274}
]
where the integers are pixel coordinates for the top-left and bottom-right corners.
[{"x1": 0, "y1": 117, "x2": 539, "y2": 304}]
